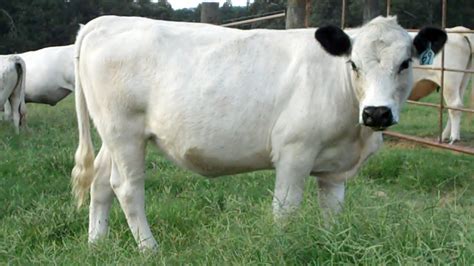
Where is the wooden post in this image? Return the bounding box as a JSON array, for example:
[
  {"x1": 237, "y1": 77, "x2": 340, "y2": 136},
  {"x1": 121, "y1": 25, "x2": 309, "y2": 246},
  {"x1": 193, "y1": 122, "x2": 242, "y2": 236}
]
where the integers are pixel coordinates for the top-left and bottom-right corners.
[
  {"x1": 201, "y1": 2, "x2": 220, "y2": 24},
  {"x1": 286, "y1": 0, "x2": 306, "y2": 29},
  {"x1": 363, "y1": 0, "x2": 380, "y2": 23}
]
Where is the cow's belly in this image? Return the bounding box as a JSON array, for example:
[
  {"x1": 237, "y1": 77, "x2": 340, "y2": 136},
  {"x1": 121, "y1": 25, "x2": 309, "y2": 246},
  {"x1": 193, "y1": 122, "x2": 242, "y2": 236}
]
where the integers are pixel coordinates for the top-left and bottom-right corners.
[
  {"x1": 146, "y1": 97, "x2": 275, "y2": 176},
  {"x1": 151, "y1": 135, "x2": 272, "y2": 177},
  {"x1": 25, "y1": 86, "x2": 72, "y2": 105},
  {"x1": 177, "y1": 146, "x2": 271, "y2": 177}
]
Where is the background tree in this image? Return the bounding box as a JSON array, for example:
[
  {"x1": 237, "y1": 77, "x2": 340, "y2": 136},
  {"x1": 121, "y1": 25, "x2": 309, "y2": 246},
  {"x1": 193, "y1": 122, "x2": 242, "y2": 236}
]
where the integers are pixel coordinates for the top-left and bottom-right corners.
[{"x1": 0, "y1": 0, "x2": 472, "y2": 54}]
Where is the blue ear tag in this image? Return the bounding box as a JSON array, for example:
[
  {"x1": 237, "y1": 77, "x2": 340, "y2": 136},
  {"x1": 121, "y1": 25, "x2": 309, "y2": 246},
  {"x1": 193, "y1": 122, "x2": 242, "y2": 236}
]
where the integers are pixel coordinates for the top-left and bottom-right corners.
[{"x1": 419, "y1": 42, "x2": 435, "y2": 65}]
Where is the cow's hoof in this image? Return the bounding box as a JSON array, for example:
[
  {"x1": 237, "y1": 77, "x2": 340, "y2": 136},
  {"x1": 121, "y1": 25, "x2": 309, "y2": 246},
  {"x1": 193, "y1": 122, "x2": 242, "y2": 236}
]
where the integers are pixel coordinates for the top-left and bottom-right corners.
[
  {"x1": 448, "y1": 138, "x2": 460, "y2": 145},
  {"x1": 138, "y1": 239, "x2": 159, "y2": 253}
]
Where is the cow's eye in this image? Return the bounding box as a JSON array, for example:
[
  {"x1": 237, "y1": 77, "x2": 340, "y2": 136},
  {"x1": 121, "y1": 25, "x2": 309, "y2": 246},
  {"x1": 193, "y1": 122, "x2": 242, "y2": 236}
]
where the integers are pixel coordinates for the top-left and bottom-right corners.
[
  {"x1": 398, "y1": 59, "x2": 412, "y2": 73},
  {"x1": 347, "y1": 60, "x2": 358, "y2": 72}
]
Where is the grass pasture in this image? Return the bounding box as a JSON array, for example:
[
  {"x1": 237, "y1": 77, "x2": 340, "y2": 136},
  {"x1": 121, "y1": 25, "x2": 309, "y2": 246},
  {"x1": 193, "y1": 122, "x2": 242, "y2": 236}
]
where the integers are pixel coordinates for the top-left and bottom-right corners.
[{"x1": 0, "y1": 92, "x2": 473, "y2": 264}]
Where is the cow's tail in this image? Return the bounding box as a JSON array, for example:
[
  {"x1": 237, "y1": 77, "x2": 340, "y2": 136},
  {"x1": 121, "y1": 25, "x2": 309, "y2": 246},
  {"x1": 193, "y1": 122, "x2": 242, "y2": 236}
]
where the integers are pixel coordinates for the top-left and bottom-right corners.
[{"x1": 71, "y1": 25, "x2": 95, "y2": 208}]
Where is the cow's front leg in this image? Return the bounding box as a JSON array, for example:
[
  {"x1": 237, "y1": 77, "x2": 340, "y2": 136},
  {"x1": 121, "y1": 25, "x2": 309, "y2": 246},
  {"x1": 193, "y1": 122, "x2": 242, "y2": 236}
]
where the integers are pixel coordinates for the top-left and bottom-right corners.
[
  {"x1": 272, "y1": 147, "x2": 314, "y2": 220},
  {"x1": 315, "y1": 155, "x2": 369, "y2": 219},
  {"x1": 317, "y1": 178, "x2": 345, "y2": 215}
]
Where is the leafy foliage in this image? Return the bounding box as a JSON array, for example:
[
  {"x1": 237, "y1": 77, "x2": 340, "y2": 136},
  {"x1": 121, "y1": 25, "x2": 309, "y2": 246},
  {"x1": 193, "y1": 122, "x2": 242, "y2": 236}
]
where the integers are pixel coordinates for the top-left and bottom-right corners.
[
  {"x1": 311, "y1": 0, "x2": 474, "y2": 28},
  {"x1": 1, "y1": 0, "x2": 472, "y2": 54}
]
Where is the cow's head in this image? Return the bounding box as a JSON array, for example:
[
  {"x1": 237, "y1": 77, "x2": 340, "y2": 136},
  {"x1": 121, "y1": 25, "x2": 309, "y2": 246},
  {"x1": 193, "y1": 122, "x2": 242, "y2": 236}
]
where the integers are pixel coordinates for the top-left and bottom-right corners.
[{"x1": 315, "y1": 16, "x2": 447, "y2": 131}]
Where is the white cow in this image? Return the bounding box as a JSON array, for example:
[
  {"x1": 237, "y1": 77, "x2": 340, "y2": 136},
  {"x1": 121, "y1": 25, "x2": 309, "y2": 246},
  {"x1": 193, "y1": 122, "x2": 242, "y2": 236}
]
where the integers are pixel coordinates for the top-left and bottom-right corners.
[
  {"x1": 0, "y1": 55, "x2": 26, "y2": 133},
  {"x1": 19, "y1": 45, "x2": 75, "y2": 105},
  {"x1": 2, "y1": 45, "x2": 75, "y2": 122},
  {"x1": 409, "y1": 27, "x2": 473, "y2": 143},
  {"x1": 71, "y1": 15, "x2": 446, "y2": 250}
]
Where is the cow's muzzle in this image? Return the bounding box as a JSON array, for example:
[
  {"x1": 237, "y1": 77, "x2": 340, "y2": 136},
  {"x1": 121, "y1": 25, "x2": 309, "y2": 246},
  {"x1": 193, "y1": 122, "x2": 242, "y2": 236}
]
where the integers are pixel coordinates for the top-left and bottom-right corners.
[{"x1": 362, "y1": 106, "x2": 395, "y2": 130}]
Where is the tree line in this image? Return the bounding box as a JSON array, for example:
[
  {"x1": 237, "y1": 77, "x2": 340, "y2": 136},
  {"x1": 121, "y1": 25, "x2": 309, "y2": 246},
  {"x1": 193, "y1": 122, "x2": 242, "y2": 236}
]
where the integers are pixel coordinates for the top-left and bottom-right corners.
[{"x1": 0, "y1": 0, "x2": 472, "y2": 54}]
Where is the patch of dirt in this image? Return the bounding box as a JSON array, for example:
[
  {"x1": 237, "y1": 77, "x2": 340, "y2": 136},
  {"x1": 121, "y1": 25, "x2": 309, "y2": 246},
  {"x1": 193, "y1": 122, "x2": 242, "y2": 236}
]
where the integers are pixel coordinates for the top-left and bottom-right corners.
[
  {"x1": 384, "y1": 137, "x2": 474, "y2": 154},
  {"x1": 384, "y1": 138, "x2": 434, "y2": 150}
]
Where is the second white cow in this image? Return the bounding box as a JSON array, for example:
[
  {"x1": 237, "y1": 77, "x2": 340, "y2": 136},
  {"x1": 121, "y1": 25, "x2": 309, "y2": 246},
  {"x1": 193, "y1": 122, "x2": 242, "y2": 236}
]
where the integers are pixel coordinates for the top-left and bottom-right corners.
[
  {"x1": 71, "y1": 16, "x2": 446, "y2": 250},
  {"x1": 20, "y1": 44, "x2": 75, "y2": 105},
  {"x1": 410, "y1": 27, "x2": 473, "y2": 143},
  {"x1": 2, "y1": 45, "x2": 75, "y2": 123}
]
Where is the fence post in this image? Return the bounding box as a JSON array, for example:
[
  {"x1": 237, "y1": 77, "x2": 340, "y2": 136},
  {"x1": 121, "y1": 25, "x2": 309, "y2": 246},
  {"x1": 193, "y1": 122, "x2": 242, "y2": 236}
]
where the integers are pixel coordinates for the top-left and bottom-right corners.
[
  {"x1": 201, "y1": 2, "x2": 220, "y2": 24},
  {"x1": 286, "y1": 0, "x2": 306, "y2": 29},
  {"x1": 363, "y1": 0, "x2": 381, "y2": 23}
]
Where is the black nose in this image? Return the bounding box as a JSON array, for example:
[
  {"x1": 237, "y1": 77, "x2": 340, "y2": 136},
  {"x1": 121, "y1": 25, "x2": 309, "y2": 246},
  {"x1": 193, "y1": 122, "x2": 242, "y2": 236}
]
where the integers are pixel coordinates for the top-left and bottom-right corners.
[{"x1": 362, "y1": 106, "x2": 394, "y2": 129}]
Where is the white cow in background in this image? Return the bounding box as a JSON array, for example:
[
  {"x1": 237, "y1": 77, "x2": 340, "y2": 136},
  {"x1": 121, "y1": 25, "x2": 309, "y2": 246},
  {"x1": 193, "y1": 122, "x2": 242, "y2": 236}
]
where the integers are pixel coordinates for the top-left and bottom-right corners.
[
  {"x1": 0, "y1": 55, "x2": 26, "y2": 133},
  {"x1": 409, "y1": 27, "x2": 474, "y2": 143},
  {"x1": 3, "y1": 23, "x2": 81, "y2": 110},
  {"x1": 1, "y1": 45, "x2": 75, "y2": 122},
  {"x1": 71, "y1": 15, "x2": 446, "y2": 250},
  {"x1": 20, "y1": 45, "x2": 75, "y2": 105}
]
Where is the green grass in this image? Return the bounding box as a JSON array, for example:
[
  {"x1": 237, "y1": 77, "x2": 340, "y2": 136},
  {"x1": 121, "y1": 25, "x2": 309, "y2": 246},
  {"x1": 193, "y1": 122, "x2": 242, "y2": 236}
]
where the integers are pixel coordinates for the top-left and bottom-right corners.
[{"x1": 0, "y1": 96, "x2": 473, "y2": 264}]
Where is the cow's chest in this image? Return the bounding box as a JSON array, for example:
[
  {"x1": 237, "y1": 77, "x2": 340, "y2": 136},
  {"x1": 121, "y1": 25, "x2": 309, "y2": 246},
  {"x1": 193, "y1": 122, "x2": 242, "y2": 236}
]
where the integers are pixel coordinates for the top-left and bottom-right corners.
[
  {"x1": 313, "y1": 141, "x2": 361, "y2": 173},
  {"x1": 311, "y1": 131, "x2": 381, "y2": 177}
]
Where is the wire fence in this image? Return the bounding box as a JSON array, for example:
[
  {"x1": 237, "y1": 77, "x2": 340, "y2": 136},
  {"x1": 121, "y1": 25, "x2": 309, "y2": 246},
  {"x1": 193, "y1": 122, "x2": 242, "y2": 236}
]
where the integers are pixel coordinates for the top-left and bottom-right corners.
[
  {"x1": 381, "y1": 0, "x2": 474, "y2": 155},
  {"x1": 221, "y1": 11, "x2": 286, "y2": 27}
]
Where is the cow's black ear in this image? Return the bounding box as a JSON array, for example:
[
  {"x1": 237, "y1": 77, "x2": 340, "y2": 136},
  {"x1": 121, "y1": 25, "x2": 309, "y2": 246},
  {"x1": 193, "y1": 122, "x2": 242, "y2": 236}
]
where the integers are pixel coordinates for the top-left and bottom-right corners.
[
  {"x1": 315, "y1": 25, "x2": 351, "y2": 56},
  {"x1": 413, "y1": 27, "x2": 447, "y2": 55}
]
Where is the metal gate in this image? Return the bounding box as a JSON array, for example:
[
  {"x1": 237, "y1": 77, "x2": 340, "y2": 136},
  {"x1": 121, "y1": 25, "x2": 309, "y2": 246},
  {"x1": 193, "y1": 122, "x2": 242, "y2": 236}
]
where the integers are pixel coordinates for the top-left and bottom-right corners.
[{"x1": 220, "y1": 1, "x2": 474, "y2": 155}]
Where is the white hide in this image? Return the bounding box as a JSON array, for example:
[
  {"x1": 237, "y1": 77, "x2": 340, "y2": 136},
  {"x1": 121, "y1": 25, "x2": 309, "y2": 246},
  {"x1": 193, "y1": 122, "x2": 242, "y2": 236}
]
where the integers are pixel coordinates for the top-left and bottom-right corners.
[
  {"x1": 411, "y1": 27, "x2": 474, "y2": 143},
  {"x1": 20, "y1": 45, "x2": 75, "y2": 105},
  {"x1": 71, "y1": 16, "x2": 438, "y2": 250},
  {"x1": 2, "y1": 45, "x2": 75, "y2": 119},
  {"x1": 0, "y1": 55, "x2": 26, "y2": 133}
]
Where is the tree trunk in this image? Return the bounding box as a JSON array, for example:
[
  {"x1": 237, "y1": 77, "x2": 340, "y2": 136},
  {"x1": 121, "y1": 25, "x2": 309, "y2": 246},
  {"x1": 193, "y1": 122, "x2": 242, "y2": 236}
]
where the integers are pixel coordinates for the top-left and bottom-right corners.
[
  {"x1": 363, "y1": 0, "x2": 380, "y2": 23},
  {"x1": 305, "y1": 0, "x2": 312, "y2": 27},
  {"x1": 286, "y1": 0, "x2": 307, "y2": 29},
  {"x1": 201, "y1": 2, "x2": 220, "y2": 24}
]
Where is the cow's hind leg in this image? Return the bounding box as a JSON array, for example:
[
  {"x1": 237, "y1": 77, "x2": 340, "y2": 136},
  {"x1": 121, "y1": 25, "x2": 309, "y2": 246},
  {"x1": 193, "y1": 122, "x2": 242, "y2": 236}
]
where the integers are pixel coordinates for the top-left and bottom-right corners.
[
  {"x1": 108, "y1": 137, "x2": 157, "y2": 251},
  {"x1": 445, "y1": 103, "x2": 463, "y2": 144},
  {"x1": 443, "y1": 75, "x2": 467, "y2": 143},
  {"x1": 2, "y1": 100, "x2": 12, "y2": 121},
  {"x1": 89, "y1": 145, "x2": 114, "y2": 243},
  {"x1": 442, "y1": 118, "x2": 451, "y2": 142}
]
